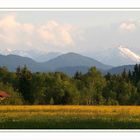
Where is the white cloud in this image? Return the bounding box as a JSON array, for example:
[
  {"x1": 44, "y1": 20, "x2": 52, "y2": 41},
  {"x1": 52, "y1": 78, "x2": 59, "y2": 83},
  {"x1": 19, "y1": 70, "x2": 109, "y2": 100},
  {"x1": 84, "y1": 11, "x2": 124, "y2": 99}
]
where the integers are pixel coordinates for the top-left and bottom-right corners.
[
  {"x1": 0, "y1": 15, "x2": 20, "y2": 44},
  {"x1": 0, "y1": 15, "x2": 35, "y2": 45},
  {"x1": 0, "y1": 15, "x2": 76, "y2": 49},
  {"x1": 119, "y1": 21, "x2": 136, "y2": 31},
  {"x1": 22, "y1": 23, "x2": 35, "y2": 34},
  {"x1": 38, "y1": 20, "x2": 74, "y2": 46}
]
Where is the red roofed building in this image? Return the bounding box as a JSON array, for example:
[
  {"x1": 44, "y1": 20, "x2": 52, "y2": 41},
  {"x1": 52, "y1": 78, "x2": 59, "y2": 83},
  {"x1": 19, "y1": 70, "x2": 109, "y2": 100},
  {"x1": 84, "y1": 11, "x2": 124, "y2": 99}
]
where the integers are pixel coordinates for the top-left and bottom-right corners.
[{"x1": 0, "y1": 91, "x2": 10, "y2": 100}]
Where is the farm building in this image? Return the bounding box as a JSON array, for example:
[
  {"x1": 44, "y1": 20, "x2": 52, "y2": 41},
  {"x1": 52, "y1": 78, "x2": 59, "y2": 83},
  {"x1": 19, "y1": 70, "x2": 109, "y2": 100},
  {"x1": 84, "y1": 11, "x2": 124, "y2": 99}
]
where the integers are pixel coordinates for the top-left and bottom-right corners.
[{"x1": 0, "y1": 91, "x2": 10, "y2": 100}]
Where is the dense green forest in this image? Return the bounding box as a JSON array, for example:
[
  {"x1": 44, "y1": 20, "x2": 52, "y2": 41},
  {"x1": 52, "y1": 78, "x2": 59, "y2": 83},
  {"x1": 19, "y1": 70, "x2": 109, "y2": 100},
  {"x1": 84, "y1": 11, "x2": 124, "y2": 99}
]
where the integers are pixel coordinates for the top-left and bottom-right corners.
[{"x1": 0, "y1": 64, "x2": 140, "y2": 105}]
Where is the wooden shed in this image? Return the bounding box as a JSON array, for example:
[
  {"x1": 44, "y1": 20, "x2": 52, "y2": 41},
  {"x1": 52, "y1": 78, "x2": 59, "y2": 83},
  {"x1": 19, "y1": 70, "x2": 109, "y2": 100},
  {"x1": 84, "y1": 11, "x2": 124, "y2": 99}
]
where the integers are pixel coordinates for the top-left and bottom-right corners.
[{"x1": 0, "y1": 91, "x2": 10, "y2": 100}]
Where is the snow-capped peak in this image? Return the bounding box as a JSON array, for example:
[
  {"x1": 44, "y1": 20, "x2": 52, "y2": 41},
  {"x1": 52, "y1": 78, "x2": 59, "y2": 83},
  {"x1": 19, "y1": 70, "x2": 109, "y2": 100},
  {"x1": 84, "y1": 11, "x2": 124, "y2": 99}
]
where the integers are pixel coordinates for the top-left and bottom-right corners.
[
  {"x1": 0, "y1": 48, "x2": 13, "y2": 55},
  {"x1": 0, "y1": 48, "x2": 61, "y2": 62},
  {"x1": 5, "y1": 48, "x2": 12, "y2": 53},
  {"x1": 118, "y1": 45, "x2": 140, "y2": 62}
]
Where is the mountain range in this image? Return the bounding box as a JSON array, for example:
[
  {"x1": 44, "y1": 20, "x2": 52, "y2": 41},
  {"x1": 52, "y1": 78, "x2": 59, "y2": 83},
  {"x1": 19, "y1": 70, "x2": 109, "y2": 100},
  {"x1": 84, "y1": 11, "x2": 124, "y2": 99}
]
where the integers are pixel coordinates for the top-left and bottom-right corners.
[
  {"x1": 1, "y1": 45, "x2": 140, "y2": 65},
  {"x1": 0, "y1": 52, "x2": 112, "y2": 75},
  {"x1": 0, "y1": 47, "x2": 139, "y2": 76}
]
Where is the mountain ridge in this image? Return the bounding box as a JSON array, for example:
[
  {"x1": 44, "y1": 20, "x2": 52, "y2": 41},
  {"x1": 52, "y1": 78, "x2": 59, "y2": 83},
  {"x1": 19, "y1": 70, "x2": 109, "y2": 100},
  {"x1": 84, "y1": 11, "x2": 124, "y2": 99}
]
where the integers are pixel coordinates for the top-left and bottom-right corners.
[
  {"x1": 44, "y1": 52, "x2": 112, "y2": 71},
  {"x1": 0, "y1": 51, "x2": 138, "y2": 76},
  {"x1": 0, "y1": 52, "x2": 111, "y2": 74}
]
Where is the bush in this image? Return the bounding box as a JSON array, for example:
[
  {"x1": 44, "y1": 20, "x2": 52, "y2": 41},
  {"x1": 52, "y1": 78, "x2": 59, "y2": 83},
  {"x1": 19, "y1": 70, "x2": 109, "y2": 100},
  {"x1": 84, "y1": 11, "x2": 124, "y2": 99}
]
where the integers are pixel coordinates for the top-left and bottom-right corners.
[{"x1": 0, "y1": 82, "x2": 24, "y2": 105}]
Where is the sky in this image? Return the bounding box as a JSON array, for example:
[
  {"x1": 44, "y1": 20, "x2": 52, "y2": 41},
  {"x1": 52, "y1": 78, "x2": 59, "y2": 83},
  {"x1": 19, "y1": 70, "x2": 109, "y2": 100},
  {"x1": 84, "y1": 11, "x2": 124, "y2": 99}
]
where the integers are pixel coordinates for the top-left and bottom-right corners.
[{"x1": 0, "y1": 11, "x2": 140, "y2": 57}]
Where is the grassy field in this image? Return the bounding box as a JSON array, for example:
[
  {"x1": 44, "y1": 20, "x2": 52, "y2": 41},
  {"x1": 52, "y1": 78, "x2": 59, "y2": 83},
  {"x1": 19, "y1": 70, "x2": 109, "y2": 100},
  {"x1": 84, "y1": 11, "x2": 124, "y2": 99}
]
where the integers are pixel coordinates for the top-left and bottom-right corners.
[{"x1": 0, "y1": 105, "x2": 140, "y2": 129}]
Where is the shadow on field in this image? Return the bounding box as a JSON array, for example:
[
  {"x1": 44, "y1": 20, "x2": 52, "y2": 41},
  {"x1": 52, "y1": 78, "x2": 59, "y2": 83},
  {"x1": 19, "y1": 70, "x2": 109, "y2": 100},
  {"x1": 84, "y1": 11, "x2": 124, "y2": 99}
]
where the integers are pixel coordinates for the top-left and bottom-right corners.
[{"x1": 0, "y1": 119, "x2": 140, "y2": 129}]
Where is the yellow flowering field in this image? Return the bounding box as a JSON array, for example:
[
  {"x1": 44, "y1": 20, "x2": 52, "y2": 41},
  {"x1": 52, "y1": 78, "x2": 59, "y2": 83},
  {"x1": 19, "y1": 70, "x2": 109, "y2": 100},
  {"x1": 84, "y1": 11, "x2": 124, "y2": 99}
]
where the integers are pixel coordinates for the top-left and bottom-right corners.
[{"x1": 0, "y1": 106, "x2": 140, "y2": 129}]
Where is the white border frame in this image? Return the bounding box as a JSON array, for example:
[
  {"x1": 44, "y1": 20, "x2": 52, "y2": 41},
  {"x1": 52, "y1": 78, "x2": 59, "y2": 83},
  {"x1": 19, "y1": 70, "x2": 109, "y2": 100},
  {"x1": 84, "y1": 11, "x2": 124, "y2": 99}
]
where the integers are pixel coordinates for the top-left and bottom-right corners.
[{"x1": 0, "y1": 0, "x2": 140, "y2": 8}]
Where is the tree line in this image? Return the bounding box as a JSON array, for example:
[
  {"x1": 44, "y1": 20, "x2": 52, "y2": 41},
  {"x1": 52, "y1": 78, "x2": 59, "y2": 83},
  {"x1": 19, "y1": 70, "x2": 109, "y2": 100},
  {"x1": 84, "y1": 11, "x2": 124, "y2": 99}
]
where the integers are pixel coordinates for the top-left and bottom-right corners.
[{"x1": 0, "y1": 64, "x2": 140, "y2": 105}]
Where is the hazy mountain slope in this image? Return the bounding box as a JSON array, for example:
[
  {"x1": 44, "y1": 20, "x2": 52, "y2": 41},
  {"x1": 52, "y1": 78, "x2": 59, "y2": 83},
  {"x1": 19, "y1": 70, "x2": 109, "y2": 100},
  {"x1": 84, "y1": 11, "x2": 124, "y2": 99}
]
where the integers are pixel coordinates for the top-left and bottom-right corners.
[
  {"x1": 107, "y1": 65, "x2": 134, "y2": 74},
  {"x1": 0, "y1": 54, "x2": 42, "y2": 72},
  {"x1": 35, "y1": 52, "x2": 61, "y2": 62},
  {"x1": 56, "y1": 66, "x2": 90, "y2": 76},
  {"x1": 44, "y1": 52, "x2": 112, "y2": 71}
]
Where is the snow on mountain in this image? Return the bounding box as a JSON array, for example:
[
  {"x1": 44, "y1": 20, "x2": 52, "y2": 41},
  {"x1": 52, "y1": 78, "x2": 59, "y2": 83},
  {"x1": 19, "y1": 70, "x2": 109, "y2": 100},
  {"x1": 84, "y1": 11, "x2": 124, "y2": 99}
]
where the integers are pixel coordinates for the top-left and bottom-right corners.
[
  {"x1": 0, "y1": 48, "x2": 61, "y2": 62},
  {"x1": 93, "y1": 45, "x2": 140, "y2": 66},
  {"x1": 118, "y1": 46, "x2": 140, "y2": 62},
  {"x1": 0, "y1": 48, "x2": 30, "y2": 57},
  {"x1": 0, "y1": 48, "x2": 13, "y2": 55}
]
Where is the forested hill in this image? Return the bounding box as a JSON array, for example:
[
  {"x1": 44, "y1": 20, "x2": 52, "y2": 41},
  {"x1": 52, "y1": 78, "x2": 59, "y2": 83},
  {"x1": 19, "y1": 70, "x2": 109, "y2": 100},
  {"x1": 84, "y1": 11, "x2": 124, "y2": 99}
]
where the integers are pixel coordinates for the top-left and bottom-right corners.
[{"x1": 0, "y1": 64, "x2": 140, "y2": 105}]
